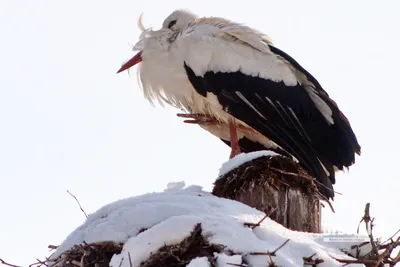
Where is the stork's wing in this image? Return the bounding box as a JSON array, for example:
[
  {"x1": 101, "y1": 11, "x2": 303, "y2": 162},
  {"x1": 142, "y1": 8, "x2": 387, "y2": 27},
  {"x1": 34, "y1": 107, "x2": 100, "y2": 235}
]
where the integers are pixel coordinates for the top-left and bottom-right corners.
[
  {"x1": 179, "y1": 22, "x2": 361, "y2": 199},
  {"x1": 267, "y1": 45, "x2": 361, "y2": 166},
  {"x1": 184, "y1": 62, "x2": 336, "y2": 198}
]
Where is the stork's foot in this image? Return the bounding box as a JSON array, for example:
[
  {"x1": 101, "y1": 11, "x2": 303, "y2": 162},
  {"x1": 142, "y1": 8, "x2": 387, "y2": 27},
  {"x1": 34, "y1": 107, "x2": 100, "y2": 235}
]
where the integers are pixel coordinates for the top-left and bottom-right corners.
[
  {"x1": 177, "y1": 113, "x2": 219, "y2": 126},
  {"x1": 229, "y1": 146, "x2": 241, "y2": 159}
]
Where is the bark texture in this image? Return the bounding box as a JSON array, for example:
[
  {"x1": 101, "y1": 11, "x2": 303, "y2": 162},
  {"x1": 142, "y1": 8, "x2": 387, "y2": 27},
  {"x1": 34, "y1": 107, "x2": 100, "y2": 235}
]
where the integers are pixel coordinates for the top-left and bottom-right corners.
[{"x1": 212, "y1": 155, "x2": 322, "y2": 233}]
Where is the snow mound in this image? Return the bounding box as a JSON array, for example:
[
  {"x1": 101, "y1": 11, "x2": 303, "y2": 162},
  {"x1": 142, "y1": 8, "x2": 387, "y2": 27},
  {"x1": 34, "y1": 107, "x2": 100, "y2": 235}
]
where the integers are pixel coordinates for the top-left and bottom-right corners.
[
  {"x1": 50, "y1": 183, "x2": 366, "y2": 267},
  {"x1": 218, "y1": 151, "x2": 278, "y2": 177}
]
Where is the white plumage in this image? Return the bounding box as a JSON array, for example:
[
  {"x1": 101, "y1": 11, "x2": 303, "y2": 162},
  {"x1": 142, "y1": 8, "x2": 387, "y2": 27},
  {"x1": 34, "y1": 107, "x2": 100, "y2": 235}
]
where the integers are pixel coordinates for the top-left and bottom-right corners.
[
  {"x1": 133, "y1": 11, "x2": 331, "y2": 123},
  {"x1": 117, "y1": 10, "x2": 361, "y2": 199}
]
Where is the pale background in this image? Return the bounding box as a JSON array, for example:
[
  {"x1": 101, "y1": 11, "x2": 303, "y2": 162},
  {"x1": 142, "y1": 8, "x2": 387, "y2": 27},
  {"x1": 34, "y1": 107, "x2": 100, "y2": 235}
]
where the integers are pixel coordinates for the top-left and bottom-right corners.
[{"x1": 0, "y1": 0, "x2": 399, "y2": 265}]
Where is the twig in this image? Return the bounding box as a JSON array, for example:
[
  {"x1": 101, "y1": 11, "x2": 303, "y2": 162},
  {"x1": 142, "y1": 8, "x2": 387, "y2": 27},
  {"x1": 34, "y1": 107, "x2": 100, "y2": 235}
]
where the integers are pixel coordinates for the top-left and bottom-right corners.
[
  {"x1": 357, "y1": 203, "x2": 379, "y2": 256},
  {"x1": 118, "y1": 257, "x2": 124, "y2": 267},
  {"x1": 317, "y1": 193, "x2": 335, "y2": 213},
  {"x1": 249, "y1": 239, "x2": 290, "y2": 257},
  {"x1": 244, "y1": 208, "x2": 277, "y2": 229},
  {"x1": 333, "y1": 203, "x2": 400, "y2": 267},
  {"x1": 303, "y1": 253, "x2": 324, "y2": 266},
  {"x1": 270, "y1": 239, "x2": 290, "y2": 255},
  {"x1": 0, "y1": 259, "x2": 22, "y2": 267},
  {"x1": 31, "y1": 258, "x2": 50, "y2": 267},
  {"x1": 381, "y1": 228, "x2": 400, "y2": 245},
  {"x1": 267, "y1": 254, "x2": 277, "y2": 267},
  {"x1": 267, "y1": 166, "x2": 342, "y2": 196},
  {"x1": 128, "y1": 252, "x2": 133, "y2": 267},
  {"x1": 48, "y1": 245, "x2": 58, "y2": 251},
  {"x1": 391, "y1": 249, "x2": 400, "y2": 264},
  {"x1": 67, "y1": 190, "x2": 88, "y2": 218}
]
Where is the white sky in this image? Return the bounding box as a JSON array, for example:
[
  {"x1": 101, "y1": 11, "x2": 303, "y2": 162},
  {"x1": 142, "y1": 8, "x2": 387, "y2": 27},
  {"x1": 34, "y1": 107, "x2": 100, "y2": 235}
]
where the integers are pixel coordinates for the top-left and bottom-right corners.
[{"x1": 0, "y1": 0, "x2": 399, "y2": 265}]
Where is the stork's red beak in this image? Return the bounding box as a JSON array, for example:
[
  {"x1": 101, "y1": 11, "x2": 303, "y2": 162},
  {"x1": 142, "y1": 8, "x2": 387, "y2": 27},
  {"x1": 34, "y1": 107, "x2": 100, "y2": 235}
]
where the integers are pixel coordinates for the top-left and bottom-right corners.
[{"x1": 116, "y1": 51, "x2": 143, "y2": 74}]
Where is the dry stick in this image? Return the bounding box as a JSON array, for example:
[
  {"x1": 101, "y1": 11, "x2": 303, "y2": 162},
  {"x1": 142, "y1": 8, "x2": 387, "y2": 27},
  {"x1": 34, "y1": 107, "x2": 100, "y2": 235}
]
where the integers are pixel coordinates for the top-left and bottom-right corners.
[
  {"x1": 35, "y1": 259, "x2": 48, "y2": 267},
  {"x1": 48, "y1": 245, "x2": 58, "y2": 251},
  {"x1": 28, "y1": 259, "x2": 47, "y2": 267},
  {"x1": 391, "y1": 249, "x2": 400, "y2": 264},
  {"x1": 382, "y1": 228, "x2": 400, "y2": 245},
  {"x1": 333, "y1": 203, "x2": 400, "y2": 267},
  {"x1": 349, "y1": 241, "x2": 370, "y2": 259},
  {"x1": 357, "y1": 203, "x2": 379, "y2": 257},
  {"x1": 270, "y1": 239, "x2": 290, "y2": 255},
  {"x1": 31, "y1": 255, "x2": 55, "y2": 267},
  {"x1": 267, "y1": 166, "x2": 342, "y2": 196},
  {"x1": 67, "y1": 190, "x2": 88, "y2": 218},
  {"x1": 370, "y1": 245, "x2": 391, "y2": 267},
  {"x1": 249, "y1": 239, "x2": 290, "y2": 257},
  {"x1": 267, "y1": 254, "x2": 277, "y2": 267},
  {"x1": 118, "y1": 257, "x2": 124, "y2": 267},
  {"x1": 0, "y1": 259, "x2": 22, "y2": 267},
  {"x1": 128, "y1": 252, "x2": 133, "y2": 267},
  {"x1": 302, "y1": 253, "x2": 324, "y2": 267},
  {"x1": 244, "y1": 208, "x2": 277, "y2": 229},
  {"x1": 382, "y1": 236, "x2": 400, "y2": 266}
]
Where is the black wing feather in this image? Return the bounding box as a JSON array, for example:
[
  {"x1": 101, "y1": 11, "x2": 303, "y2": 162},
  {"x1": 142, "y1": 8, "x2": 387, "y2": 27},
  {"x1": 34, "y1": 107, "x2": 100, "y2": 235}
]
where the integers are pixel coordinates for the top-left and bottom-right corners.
[
  {"x1": 184, "y1": 62, "x2": 335, "y2": 198},
  {"x1": 269, "y1": 45, "x2": 361, "y2": 169},
  {"x1": 184, "y1": 48, "x2": 361, "y2": 200}
]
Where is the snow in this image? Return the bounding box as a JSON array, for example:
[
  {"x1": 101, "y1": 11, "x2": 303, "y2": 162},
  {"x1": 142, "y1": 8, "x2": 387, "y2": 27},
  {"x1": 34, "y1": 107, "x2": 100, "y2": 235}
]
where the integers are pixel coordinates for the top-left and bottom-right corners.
[
  {"x1": 187, "y1": 257, "x2": 210, "y2": 267},
  {"x1": 165, "y1": 181, "x2": 186, "y2": 192},
  {"x1": 218, "y1": 151, "x2": 278, "y2": 177},
  {"x1": 215, "y1": 253, "x2": 242, "y2": 266},
  {"x1": 49, "y1": 182, "x2": 367, "y2": 267}
]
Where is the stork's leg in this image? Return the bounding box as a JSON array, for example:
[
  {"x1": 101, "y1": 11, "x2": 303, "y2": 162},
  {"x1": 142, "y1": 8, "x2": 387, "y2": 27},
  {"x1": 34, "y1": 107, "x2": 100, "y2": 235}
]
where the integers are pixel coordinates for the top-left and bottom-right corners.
[
  {"x1": 177, "y1": 113, "x2": 244, "y2": 159},
  {"x1": 229, "y1": 118, "x2": 241, "y2": 159}
]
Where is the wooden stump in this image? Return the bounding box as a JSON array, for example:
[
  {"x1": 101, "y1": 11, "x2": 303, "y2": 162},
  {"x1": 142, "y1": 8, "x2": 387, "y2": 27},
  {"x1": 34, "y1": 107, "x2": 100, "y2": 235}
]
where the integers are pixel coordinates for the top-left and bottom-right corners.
[{"x1": 212, "y1": 155, "x2": 322, "y2": 233}]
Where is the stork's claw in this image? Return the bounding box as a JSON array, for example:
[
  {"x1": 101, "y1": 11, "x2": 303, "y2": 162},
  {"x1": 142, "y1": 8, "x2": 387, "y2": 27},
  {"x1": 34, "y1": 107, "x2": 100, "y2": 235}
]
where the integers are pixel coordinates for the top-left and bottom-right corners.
[
  {"x1": 177, "y1": 113, "x2": 260, "y2": 135},
  {"x1": 177, "y1": 113, "x2": 218, "y2": 125}
]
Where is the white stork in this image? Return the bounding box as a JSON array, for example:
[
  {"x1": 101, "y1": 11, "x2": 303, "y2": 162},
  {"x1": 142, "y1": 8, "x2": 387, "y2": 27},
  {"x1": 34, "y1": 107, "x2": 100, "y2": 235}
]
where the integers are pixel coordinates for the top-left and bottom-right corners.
[{"x1": 117, "y1": 10, "x2": 361, "y2": 199}]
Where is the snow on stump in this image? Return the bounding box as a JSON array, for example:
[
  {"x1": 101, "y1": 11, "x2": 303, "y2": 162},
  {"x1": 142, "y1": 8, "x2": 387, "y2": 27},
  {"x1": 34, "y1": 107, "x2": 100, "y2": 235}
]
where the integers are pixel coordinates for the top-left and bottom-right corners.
[
  {"x1": 46, "y1": 185, "x2": 364, "y2": 267},
  {"x1": 213, "y1": 151, "x2": 322, "y2": 233}
]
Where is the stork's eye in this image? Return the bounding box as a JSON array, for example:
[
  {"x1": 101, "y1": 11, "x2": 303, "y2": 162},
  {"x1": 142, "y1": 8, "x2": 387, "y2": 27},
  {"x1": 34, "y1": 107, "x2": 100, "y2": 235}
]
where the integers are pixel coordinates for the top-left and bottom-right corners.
[{"x1": 168, "y1": 20, "x2": 177, "y2": 29}]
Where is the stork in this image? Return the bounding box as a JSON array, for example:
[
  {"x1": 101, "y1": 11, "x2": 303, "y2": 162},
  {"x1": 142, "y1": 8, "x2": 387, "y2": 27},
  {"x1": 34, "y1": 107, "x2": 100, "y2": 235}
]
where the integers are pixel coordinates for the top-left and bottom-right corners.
[{"x1": 117, "y1": 10, "x2": 361, "y2": 199}]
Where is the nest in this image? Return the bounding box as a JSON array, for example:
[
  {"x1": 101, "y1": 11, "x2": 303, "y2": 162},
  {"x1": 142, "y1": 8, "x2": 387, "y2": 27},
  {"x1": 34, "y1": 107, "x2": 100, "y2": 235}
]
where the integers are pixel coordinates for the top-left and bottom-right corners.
[
  {"x1": 48, "y1": 224, "x2": 224, "y2": 267},
  {"x1": 49, "y1": 242, "x2": 123, "y2": 267},
  {"x1": 212, "y1": 155, "x2": 320, "y2": 200}
]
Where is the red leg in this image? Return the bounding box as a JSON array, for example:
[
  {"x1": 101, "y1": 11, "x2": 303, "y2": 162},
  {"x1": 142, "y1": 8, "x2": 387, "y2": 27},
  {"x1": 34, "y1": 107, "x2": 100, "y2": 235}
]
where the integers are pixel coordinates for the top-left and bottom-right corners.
[{"x1": 229, "y1": 118, "x2": 241, "y2": 159}]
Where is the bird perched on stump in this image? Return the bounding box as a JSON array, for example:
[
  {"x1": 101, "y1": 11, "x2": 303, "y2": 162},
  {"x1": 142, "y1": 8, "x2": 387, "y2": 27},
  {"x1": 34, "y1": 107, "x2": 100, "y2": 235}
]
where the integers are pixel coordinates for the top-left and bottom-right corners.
[{"x1": 117, "y1": 10, "x2": 361, "y2": 199}]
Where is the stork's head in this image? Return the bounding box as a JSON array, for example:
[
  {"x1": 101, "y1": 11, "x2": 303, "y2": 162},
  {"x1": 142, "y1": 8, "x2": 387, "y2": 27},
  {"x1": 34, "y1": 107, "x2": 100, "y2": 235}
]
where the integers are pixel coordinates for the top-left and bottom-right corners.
[
  {"x1": 162, "y1": 10, "x2": 198, "y2": 32},
  {"x1": 117, "y1": 10, "x2": 198, "y2": 74}
]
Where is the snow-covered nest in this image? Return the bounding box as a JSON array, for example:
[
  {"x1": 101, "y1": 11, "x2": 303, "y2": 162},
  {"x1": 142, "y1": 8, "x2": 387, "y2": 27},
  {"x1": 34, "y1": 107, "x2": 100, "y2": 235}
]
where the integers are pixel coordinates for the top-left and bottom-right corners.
[
  {"x1": 47, "y1": 183, "x2": 368, "y2": 267},
  {"x1": 214, "y1": 152, "x2": 321, "y2": 200}
]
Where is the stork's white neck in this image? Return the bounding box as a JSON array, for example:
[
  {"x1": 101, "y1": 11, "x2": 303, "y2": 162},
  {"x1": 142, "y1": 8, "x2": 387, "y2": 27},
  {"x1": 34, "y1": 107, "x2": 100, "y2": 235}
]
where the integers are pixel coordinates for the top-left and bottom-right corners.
[{"x1": 137, "y1": 45, "x2": 194, "y2": 111}]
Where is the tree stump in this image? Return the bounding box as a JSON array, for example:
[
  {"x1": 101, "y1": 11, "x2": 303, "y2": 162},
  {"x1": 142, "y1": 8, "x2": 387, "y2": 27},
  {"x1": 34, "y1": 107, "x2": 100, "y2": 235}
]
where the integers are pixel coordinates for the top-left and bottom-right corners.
[{"x1": 212, "y1": 155, "x2": 322, "y2": 233}]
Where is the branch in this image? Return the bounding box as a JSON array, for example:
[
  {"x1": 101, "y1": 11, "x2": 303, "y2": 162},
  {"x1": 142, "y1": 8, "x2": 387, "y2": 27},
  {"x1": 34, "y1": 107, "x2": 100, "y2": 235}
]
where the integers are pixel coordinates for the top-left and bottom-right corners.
[
  {"x1": 244, "y1": 208, "x2": 277, "y2": 229},
  {"x1": 357, "y1": 203, "x2": 379, "y2": 256},
  {"x1": 333, "y1": 203, "x2": 400, "y2": 267},
  {"x1": 0, "y1": 258, "x2": 22, "y2": 267},
  {"x1": 303, "y1": 253, "x2": 324, "y2": 266},
  {"x1": 249, "y1": 239, "x2": 290, "y2": 257},
  {"x1": 381, "y1": 228, "x2": 400, "y2": 245},
  {"x1": 67, "y1": 190, "x2": 88, "y2": 218}
]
